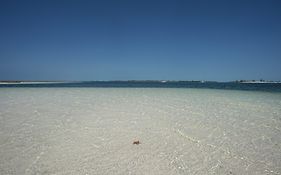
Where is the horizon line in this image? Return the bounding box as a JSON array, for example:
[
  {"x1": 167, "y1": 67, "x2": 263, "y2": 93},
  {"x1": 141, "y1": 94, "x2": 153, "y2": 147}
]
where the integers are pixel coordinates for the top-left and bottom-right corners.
[{"x1": 1, "y1": 79, "x2": 281, "y2": 83}]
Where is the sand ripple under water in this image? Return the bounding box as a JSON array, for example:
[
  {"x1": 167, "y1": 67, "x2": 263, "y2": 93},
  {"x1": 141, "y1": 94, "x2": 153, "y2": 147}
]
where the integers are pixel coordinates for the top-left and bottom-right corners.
[{"x1": 0, "y1": 88, "x2": 280, "y2": 174}]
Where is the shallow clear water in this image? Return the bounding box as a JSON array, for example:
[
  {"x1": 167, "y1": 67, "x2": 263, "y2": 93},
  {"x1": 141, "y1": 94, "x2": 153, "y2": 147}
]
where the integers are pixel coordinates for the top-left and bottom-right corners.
[{"x1": 0, "y1": 88, "x2": 280, "y2": 174}]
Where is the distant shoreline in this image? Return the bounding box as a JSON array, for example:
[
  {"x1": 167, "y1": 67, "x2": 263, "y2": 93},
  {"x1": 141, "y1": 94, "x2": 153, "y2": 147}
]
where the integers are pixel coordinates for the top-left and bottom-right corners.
[
  {"x1": 235, "y1": 80, "x2": 281, "y2": 84},
  {"x1": 240, "y1": 81, "x2": 281, "y2": 84},
  {"x1": 0, "y1": 81, "x2": 68, "y2": 85},
  {"x1": 0, "y1": 80, "x2": 281, "y2": 85},
  {"x1": 0, "y1": 80, "x2": 280, "y2": 85}
]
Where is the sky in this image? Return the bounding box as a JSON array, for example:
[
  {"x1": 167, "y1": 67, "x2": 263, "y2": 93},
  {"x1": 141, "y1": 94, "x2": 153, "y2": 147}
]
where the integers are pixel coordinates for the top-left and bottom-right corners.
[{"x1": 0, "y1": 0, "x2": 281, "y2": 81}]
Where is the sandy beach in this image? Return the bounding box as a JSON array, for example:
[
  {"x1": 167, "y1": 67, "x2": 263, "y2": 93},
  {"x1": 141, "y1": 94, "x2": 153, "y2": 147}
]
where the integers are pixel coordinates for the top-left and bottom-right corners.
[{"x1": 0, "y1": 88, "x2": 280, "y2": 174}]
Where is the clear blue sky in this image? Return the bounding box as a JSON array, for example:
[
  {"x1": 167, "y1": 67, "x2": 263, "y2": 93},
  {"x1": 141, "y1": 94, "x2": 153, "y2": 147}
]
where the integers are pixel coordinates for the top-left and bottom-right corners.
[{"x1": 0, "y1": 0, "x2": 280, "y2": 81}]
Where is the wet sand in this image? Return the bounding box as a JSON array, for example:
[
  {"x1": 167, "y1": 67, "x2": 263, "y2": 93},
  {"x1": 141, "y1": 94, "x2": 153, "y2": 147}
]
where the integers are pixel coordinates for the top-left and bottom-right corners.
[{"x1": 0, "y1": 88, "x2": 280, "y2": 174}]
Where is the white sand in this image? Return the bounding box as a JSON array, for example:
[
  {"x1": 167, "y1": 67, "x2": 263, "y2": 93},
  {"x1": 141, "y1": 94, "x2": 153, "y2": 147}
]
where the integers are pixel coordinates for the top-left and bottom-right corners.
[{"x1": 0, "y1": 88, "x2": 280, "y2": 174}]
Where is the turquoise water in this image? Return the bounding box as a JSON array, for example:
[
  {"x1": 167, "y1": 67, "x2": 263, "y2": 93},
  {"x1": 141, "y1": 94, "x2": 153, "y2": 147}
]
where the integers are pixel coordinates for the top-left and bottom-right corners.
[{"x1": 0, "y1": 88, "x2": 280, "y2": 174}]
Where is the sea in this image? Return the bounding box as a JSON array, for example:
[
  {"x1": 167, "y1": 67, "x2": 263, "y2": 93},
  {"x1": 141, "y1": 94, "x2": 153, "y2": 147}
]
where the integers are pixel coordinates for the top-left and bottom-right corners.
[
  {"x1": 1, "y1": 81, "x2": 281, "y2": 92},
  {"x1": 0, "y1": 82, "x2": 280, "y2": 174}
]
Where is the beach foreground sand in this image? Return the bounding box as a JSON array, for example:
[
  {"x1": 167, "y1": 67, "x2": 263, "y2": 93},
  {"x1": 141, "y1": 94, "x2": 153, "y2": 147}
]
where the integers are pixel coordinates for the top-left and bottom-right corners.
[{"x1": 0, "y1": 88, "x2": 280, "y2": 174}]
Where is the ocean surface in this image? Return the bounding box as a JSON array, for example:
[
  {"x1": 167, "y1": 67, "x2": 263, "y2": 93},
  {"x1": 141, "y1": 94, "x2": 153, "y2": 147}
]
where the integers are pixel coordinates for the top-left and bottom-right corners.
[
  {"x1": 0, "y1": 86, "x2": 281, "y2": 174},
  {"x1": 1, "y1": 81, "x2": 281, "y2": 92}
]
